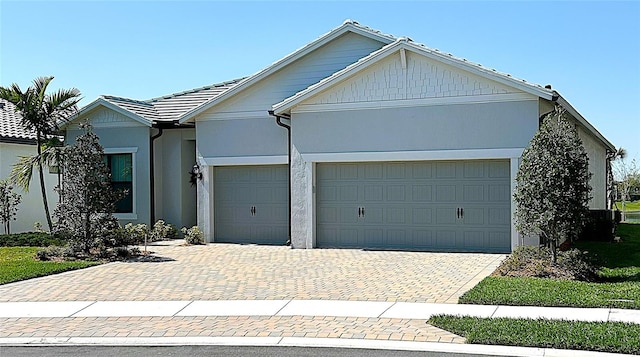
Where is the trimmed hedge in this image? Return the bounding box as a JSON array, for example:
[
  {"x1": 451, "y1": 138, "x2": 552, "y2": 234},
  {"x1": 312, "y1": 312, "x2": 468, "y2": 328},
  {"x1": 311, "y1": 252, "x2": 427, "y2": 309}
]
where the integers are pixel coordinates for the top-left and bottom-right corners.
[{"x1": 0, "y1": 232, "x2": 65, "y2": 247}]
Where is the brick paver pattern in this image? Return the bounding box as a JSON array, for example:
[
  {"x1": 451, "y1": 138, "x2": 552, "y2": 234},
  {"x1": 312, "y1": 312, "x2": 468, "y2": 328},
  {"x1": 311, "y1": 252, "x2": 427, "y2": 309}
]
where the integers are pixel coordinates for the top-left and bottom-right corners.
[
  {"x1": 0, "y1": 242, "x2": 504, "y2": 344},
  {"x1": 0, "y1": 242, "x2": 504, "y2": 303}
]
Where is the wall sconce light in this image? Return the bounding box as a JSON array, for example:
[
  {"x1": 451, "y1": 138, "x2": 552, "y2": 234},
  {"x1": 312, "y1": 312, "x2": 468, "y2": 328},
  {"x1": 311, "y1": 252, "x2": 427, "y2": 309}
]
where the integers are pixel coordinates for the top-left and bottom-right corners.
[{"x1": 189, "y1": 163, "x2": 203, "y2": 186}]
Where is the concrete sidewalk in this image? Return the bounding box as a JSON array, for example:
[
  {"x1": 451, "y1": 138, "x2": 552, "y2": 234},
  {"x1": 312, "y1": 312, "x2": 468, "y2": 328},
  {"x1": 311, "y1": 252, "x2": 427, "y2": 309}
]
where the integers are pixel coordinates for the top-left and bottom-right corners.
[
  {"x1": 1, "y1": 300, "x2": 637, "y2": 356},
  {"x1": 0, "y1": 300, "x2": 639, "y2": 323}
]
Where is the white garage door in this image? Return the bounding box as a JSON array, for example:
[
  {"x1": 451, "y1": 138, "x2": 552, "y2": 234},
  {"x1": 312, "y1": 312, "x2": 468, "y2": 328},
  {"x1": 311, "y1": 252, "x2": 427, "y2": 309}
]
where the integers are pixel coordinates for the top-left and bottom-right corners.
[
  {"x1": 316, "y1": 160, "x2": 511, "y2": 252},
  {"x1": 214, "y1": 165, "x2": 288, "y2": 245}
]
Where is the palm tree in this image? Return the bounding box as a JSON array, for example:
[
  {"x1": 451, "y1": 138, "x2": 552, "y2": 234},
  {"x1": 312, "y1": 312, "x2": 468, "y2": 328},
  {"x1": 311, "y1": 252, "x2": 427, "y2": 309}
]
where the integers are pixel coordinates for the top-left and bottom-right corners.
[{"x1": 0, "y1": 77, "x2": 81, "y2": 231}]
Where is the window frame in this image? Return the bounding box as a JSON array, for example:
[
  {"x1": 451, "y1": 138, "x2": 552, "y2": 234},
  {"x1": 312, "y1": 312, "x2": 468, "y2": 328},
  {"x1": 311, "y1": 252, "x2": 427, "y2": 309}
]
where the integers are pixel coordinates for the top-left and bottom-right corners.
[{"x1": 104, "y1": 147, "x2": 138, "y2": 220}]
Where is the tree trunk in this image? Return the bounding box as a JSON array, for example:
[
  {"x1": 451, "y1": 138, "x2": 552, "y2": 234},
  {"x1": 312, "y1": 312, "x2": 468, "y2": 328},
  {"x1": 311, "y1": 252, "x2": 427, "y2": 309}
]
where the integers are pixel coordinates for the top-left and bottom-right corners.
[{"x1": 36, "y1": 134, "x2": 53, "y2": 231}]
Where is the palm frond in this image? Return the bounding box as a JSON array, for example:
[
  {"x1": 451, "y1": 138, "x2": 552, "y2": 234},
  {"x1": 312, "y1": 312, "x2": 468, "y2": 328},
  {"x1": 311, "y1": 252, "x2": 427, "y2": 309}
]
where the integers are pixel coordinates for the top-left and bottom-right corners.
[{"x1": 9, "y1": 155, "x2": 38, "y2": 192}]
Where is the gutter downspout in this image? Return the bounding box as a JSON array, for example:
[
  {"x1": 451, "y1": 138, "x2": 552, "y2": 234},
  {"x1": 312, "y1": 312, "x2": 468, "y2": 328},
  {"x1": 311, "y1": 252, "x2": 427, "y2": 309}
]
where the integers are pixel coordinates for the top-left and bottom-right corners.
[
  {"x1": 150, "y1": 126, "x2": 164, "y2": 225},
  {"x1": 269, "y1": 110, "x2": 292, "y2": 246}
]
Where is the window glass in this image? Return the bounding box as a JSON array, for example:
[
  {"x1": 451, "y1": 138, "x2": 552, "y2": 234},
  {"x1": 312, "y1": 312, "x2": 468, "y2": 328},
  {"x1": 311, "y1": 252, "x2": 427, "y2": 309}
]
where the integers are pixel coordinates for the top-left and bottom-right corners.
[{"x1": 105, "y1": 153, "x2": 133, "y2": 213}]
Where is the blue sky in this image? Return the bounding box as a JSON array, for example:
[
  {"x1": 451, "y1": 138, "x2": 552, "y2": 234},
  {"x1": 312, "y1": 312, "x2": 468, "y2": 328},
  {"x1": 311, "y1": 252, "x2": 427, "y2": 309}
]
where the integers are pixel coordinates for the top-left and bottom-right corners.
[{"x1": 1, "y1": 1, "x2": 639, "y2": 159}]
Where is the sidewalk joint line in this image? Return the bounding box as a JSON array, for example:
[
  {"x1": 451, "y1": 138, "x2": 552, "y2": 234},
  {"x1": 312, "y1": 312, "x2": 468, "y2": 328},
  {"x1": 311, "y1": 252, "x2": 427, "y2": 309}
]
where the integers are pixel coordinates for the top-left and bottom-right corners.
[
  {"x1": 69, "y1": 301, "x2": 98, "y2": 318},
  {"x1": 377, "y1": 301, "x2": 396, "y2": 318},
  {"x1": 273, "y1": 299, "x2": 292, "y2": 317},
  {"x1": 173, "y1": 300, "x2": 194, "y2": 317}
]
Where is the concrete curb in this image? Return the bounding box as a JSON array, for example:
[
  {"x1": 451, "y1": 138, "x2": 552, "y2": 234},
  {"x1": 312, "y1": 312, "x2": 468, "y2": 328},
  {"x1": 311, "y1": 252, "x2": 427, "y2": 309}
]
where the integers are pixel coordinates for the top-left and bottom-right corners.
[{"x1": 0, "y1": 336, "x2": 634, "y2": 356}]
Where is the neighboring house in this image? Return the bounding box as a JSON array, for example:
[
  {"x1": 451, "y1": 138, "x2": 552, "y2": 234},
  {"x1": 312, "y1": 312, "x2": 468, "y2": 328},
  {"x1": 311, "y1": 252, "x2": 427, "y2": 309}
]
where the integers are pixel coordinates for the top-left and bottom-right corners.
[
  {"x1": 0, "y1": 99, "x2": 58, "y2": 233},
  {"x1": 64, "y1": 20, "x2": 614, "y2": 253}
]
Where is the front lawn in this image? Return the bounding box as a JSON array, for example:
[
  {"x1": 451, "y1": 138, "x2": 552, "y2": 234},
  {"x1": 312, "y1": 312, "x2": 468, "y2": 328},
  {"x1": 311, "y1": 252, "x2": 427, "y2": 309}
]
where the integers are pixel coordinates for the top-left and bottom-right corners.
[
  {"x1": 0, "y1": 247, "x2": 100, "y2": 285},
  {"x1": 460, "y1": 223, "x2": 640, "y2": 309},
  {"x1": 615, "y1": 200, "x2": 640, "y2": 212},
  {"x1": 428, "y1": 315, "x2": 640, "y2": 355}
]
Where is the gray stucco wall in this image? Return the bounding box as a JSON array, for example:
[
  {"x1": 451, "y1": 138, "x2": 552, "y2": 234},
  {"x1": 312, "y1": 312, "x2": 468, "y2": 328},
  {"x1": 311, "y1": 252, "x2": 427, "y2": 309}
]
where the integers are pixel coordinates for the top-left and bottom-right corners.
[
  {"x1": 196, "y1": 118, "x2": 287, "y2": 158},
  {"x1": 154, "y1": 128, "x2": 197, "y2": 229},
  {"x1": 66, "y1": 126, "x2": 151, "y2": 226},
  {"x1": 292, "y1": 100, "x2": 539, "y2": 153}
]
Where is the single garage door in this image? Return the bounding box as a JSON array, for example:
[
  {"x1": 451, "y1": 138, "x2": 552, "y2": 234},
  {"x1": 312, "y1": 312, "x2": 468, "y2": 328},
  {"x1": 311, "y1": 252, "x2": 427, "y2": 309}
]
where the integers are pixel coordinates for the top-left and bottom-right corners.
[
  {"x1": 214, "y1": 165, "x2": 288, "y2": 244},
  {"x1": 316, "y1": 160, "x2": 511, "y2": 252}
]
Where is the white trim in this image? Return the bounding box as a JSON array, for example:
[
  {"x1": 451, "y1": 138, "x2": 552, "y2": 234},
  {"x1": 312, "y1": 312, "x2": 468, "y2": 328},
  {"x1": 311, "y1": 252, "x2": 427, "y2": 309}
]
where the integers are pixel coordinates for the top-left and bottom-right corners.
[
  {"x1": 64, "y1": 98, "x2": 152, "y2": 128},
  {"x1": 302, "y1": 148, "x2": 525, "y2": 163},
  {"x1": 273, "y1": 40, "x2": 553, "y2": 115},
  {"x1": 203, "y1": 155, "x2": 288, "y2": 166},
  {"x1": 196, "y1": 110, "x2": 269, "y2": 121},
  {"x1": 104, "y1": 149, "x2": 138, "y2": 219},
  {"x1": 292, "y1": 93, "x2": 536, "y2": 114},
  {"x1": 114, "y1": 213, "x2": 138, "y2": 221},
  {"x1": 103, "y1": 147, "x2": 139, "y2": 154}
]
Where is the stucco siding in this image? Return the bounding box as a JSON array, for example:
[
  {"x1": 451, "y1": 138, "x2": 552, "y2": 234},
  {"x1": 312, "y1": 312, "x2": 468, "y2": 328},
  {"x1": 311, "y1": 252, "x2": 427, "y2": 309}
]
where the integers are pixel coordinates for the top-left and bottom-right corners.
[
  {"x1": 0, "y1": 142, "x2": 58, "y2": 233},
  {"x1": 66, "y1": 126, "x2": 151, "y2": 225},
  {"x1": 306, "y1": 51, "x2": 519, "y2": 105},
  {"x1": 292, "y1": 100, "x2": 539, "y2": 154},
  {"x1": 196, "y1": 118, "x2": 287, "y2": 159},
  {"x1": 154, "y1": 128, "x2": 197, "y2": 229},
  {"x1": 199, "y1": 32, "x2": 386, "y2": 116}
]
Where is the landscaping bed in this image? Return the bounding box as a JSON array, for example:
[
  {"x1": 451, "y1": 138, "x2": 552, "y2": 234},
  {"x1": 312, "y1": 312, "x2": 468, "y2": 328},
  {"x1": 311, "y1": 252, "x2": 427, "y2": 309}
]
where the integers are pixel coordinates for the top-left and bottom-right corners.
[
  {"x1": 460, "y1": 223, "x2": 640, "y2": 309},
  {"x1": 428, "y1": 315, "x2": 640, "y2": 355}
]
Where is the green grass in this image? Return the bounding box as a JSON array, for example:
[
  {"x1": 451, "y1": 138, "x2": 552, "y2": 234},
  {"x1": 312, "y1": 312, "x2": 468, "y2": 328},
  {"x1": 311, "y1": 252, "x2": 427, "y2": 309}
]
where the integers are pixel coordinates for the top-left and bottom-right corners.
[
  {"x1": 428, "y1": 315, "x2": 640, "y2": 354},
  {"x1": 0, "y1": 247, "x2": 100, "y2": 285},
  {"x1": 0, "y1": 232, "x2": 65, "y2": 247},
  {"x1": 460, "y1": 223, "x2": 640, "y2": 309},
  {"x1": 615, "y1": 200, "x2": 640, "y2": 212}
]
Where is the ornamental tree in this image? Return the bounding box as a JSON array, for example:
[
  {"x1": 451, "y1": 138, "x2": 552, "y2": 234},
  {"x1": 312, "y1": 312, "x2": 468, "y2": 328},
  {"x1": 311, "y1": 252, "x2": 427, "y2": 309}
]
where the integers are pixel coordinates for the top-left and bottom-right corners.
[
  {"x1": 514, "y1": 106, "x2": 592, "y2": 262},
  {"x1": 0, "y1": 180, "x2": 21, "y2": 234},
  {"x1": 54, "y1": 124, "x2": 124, "y2": 254}
]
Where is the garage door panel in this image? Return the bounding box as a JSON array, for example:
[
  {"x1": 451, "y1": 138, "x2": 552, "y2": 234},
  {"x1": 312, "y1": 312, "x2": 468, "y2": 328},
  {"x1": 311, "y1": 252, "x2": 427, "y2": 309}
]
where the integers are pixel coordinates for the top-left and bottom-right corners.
[
  {"x1": 214, "y1": 165, "x2": 288, "y2": 245},
  {"x1": 412, "y1": 185, "x2": 433, "y2": 202},
  {"x1": 436, "y1": 185, "x2": 456, "y2": 202},
  {"x1": 364, "y1": 185, "x2": 384, "y2": 201},
  {"x1": 316, "y1": 160, "x2": 511, "y2": 252}
]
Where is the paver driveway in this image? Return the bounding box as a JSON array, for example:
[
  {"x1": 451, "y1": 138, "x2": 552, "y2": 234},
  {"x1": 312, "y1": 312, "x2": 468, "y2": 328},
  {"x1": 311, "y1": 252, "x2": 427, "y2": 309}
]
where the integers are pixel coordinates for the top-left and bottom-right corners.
[{"x1": 0, "y1": 241, "x2": 504, "y2": 303}]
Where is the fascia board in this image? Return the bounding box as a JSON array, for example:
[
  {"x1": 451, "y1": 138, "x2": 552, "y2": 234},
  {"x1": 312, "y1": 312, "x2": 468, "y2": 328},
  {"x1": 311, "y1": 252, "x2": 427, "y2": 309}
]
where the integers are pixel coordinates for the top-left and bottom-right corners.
[
  {"x1": 273, "y1": 41, "x2": 555, "y2": 115},
  {"x1": 178, "y1": 24, "x2": 395, "y2": 124},
  {"x1": 556, "y1": 96, "x2": 615, "y2": 151},
  {"x1": 63, "y1": 98, "x2": 152, "y2": 128}
]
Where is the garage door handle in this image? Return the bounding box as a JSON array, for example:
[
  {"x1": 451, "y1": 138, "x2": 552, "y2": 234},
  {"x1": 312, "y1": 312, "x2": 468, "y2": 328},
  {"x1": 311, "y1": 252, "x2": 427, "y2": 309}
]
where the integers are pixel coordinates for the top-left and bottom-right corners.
[
  {"x1": 362, "y1": 207, "x2": 365, "y2": 217},
  {"x1": 456, "y1": 208, "x2": 460, "y2": 219},
  {"x1": 250, "y1": 206, "x2": 256, "y2": 216},
  {"x1": 460, "y1": 207, "x2": 464, "y2": 219},
  {"x1": 358, "y1": 207, "x2": 362, "y2": 217}
]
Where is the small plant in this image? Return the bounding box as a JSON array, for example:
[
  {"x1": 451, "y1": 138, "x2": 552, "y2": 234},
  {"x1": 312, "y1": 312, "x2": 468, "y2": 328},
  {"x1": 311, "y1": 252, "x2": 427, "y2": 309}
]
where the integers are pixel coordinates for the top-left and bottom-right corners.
[
  {"x1": 124, "y1": 223, "x2": 149, "y2": 245},
  {"x1": 150, "y1": 220, "x2": 177, "y2": 241},
  {"x1": 36, "y1": 245, "x2": 75, "y2": 261},
  {"x1": 181, "y1": 226, "x2": 204, "y2": 245},
  {"x1": 0, "y1": 180, "x2": 21, "y2": 235}
]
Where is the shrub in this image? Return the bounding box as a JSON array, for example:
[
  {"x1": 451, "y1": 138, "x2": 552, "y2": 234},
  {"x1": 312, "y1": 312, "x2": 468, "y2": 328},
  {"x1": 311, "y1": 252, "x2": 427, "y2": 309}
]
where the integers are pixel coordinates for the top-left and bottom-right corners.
[
  {"x1": 0, "y1": 232, "x2": 65, "y2": 247},
  {"x1": 495, "y1": 246, "x2": 599, "y2": 281},
  {"x1": 150, "y1": 220, "x2": 177, "y2": 241},
  {"x1": 124, "y1": 223, "x2": 149, "y2": 245},
  {"x1": 36, "y1": 245, "x2": 75, "y2": 261},
  {"x1": 181, "y1": 226, "x2": 204, "y2": 245}
]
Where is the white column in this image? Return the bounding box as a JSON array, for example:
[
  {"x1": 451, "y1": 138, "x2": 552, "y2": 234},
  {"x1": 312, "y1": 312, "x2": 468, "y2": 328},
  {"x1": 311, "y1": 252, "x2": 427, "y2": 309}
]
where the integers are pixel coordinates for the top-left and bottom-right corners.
[
  {"x1": 290, "y1": 143, "x2": 313, "y2": 248},
  {"x1": 196, "y1": 154, "x2": 213, "y2": 243}
]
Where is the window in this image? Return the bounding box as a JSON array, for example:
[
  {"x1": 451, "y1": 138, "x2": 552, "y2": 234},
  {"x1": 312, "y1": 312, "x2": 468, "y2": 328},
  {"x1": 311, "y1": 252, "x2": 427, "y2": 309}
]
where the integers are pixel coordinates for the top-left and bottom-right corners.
[{"x1": 104, "y1": 153, "x2": 133, "y2": 213}]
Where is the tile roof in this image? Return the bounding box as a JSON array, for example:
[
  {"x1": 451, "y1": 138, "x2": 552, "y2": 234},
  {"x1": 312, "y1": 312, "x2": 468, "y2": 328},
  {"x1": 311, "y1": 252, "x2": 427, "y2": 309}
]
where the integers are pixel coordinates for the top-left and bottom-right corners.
[
  {"x1": 95, "y1": 79, "x2": 244, "y2": 125},
  {"x1": 0, "y1": 98, "x2": 37, "y2": 143}
]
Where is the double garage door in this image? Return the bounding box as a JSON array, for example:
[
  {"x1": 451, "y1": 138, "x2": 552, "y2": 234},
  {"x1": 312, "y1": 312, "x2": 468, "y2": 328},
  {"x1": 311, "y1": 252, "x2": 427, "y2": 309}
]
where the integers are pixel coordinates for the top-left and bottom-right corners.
[
  {"x1": 316, "y1": 160, "x2": 511, "y2": 252},
  {"x1": 214, "y1": 160, "x2": 511, "y2": 252}
]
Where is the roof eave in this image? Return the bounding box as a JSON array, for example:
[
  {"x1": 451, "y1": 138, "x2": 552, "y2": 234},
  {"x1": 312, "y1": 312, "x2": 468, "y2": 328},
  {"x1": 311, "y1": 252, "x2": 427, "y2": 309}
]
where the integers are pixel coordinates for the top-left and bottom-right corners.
[
  {"x1": 555, "y1": 95, "x2": 616, "y2": 151},
  {"x1": 62, "y1": 98, "x2": 153, "y2": 128},
  {"x1": 178, "y1": 22, "x2": 395, "y2": 123},
  {"x1": 273, "y1": 41, "x2": 556, "y2": 115}
]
